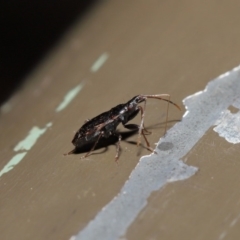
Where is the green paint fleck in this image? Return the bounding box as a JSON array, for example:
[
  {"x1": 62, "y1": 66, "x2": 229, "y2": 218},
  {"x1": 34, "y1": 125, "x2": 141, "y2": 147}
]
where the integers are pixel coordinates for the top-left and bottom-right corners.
[
  {"x1": 14, "y1": 122, "x2": 52, "y2": 151},
  {"x1": 91, "y1": 53, "x2": 109, "y2": 72},
  {"x1": 0, "y1": 152, "x2": 27, "y2": 178},
  {"x1": 55, "y1": 83, "x2": 84, "y2": 112}
]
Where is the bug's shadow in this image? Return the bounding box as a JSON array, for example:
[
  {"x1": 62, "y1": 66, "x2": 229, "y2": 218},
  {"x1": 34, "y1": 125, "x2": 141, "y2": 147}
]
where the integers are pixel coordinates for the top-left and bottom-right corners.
[
  {"x1": 69, "y1": 129, "x2": 138, "y2": 156},
  {"x1": 124, "y1": 119, "x2": 180, "y2": 155},
  {"x1": 67, "y1": 119, "x2": 180, "y2": 157}
]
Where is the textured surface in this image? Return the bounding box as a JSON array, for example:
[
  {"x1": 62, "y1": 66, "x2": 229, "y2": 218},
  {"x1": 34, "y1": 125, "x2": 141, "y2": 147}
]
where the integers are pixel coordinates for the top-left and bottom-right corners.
[{"x1": 1, "y1": 0, "x2": 240, "y2": 240}]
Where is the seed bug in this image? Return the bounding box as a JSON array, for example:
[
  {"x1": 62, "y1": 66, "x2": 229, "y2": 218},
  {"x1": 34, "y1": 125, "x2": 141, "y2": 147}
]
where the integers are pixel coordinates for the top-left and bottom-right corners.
[{"x1": 64, "y1": 94, "x2": 181, "y2": 161}]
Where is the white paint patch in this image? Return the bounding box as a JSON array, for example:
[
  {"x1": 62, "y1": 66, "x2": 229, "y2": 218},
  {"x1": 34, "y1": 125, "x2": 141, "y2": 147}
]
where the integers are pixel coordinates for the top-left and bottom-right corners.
[
  {"x1": 90, "y1": 53, "x2": 109, "y2": 72},
  {"x1": 233, "y1": 97, "x2": 240, "y2": 109},
  {"x1": 182, "y1": 110, "x2": 189, "y2": 118},
  {"x1": 55, "y1": 83, "x2": 84, "y2": 112},
  {"x1": 214, "y1": 109, "x2": 240, "y2": 144},
  {"x1": 14, "y1": 122, "x2": 52, "y2": 151},
  {"x1": 74, "y1": 65, "x2": 240, "y2": 240},
  {"x1": 0, "y1": 152, "x2": 27, "y2": 178}
]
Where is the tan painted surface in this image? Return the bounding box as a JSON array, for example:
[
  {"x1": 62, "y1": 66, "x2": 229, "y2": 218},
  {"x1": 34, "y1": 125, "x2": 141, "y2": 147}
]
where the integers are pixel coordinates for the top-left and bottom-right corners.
[{"x1": 1, "y1": 0, "x2": 240, "y2": 239}]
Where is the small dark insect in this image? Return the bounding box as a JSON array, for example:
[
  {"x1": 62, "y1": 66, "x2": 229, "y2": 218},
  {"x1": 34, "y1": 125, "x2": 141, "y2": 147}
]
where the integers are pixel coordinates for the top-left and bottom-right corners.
[{"x1": 64, "y1": 94, "x2": 180, "y2": 161}]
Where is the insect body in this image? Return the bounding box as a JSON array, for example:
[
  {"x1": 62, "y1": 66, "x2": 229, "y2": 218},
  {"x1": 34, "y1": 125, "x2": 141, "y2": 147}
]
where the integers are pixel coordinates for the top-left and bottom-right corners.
[{"x1": 65, "y1": 94, "x2": 180, "y2": 161}]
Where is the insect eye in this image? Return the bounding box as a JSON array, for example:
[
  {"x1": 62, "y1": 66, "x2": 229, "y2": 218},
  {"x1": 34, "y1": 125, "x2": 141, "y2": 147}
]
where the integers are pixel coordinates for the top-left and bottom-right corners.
[{"x1": 137, "y1": 97, "x2": 140, "y2": 101}]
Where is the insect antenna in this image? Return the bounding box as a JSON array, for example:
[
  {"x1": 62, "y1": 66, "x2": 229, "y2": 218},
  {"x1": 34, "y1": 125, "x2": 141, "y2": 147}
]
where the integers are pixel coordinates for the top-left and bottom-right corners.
[{"x1": 142, "y1": 94, "x2": 181, "y2": 135}]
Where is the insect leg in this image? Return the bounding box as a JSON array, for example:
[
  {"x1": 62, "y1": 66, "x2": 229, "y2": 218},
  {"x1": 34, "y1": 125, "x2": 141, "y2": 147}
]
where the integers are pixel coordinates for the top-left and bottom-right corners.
[
  {"x1": 123, "y1": 123, "x2": 155, "y2": 153},
  {"x1": 115, "y1": 133, "x2": 122, "y2": 162},
  {"x1": 81, "y1": 132, "x2": 103, "y2": 159},
  {"x1": 137, "y1": 104, "x2": 146, "y2": 147},
  {"x1": 162, "y1": 94, "x2": 171, "y2": 135},
  {"x1": 141, "y1": 130, "x2": 157, "y2": 154},
  {"x1": 160, "y1": 94, "x2": 170, "y2": 135},
  {"x1": 63, "y1": 148, "x2": 75, "y2": 156},
  {"x1": 123, "y1": 123, "x2": 150, "y2": 134}
]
